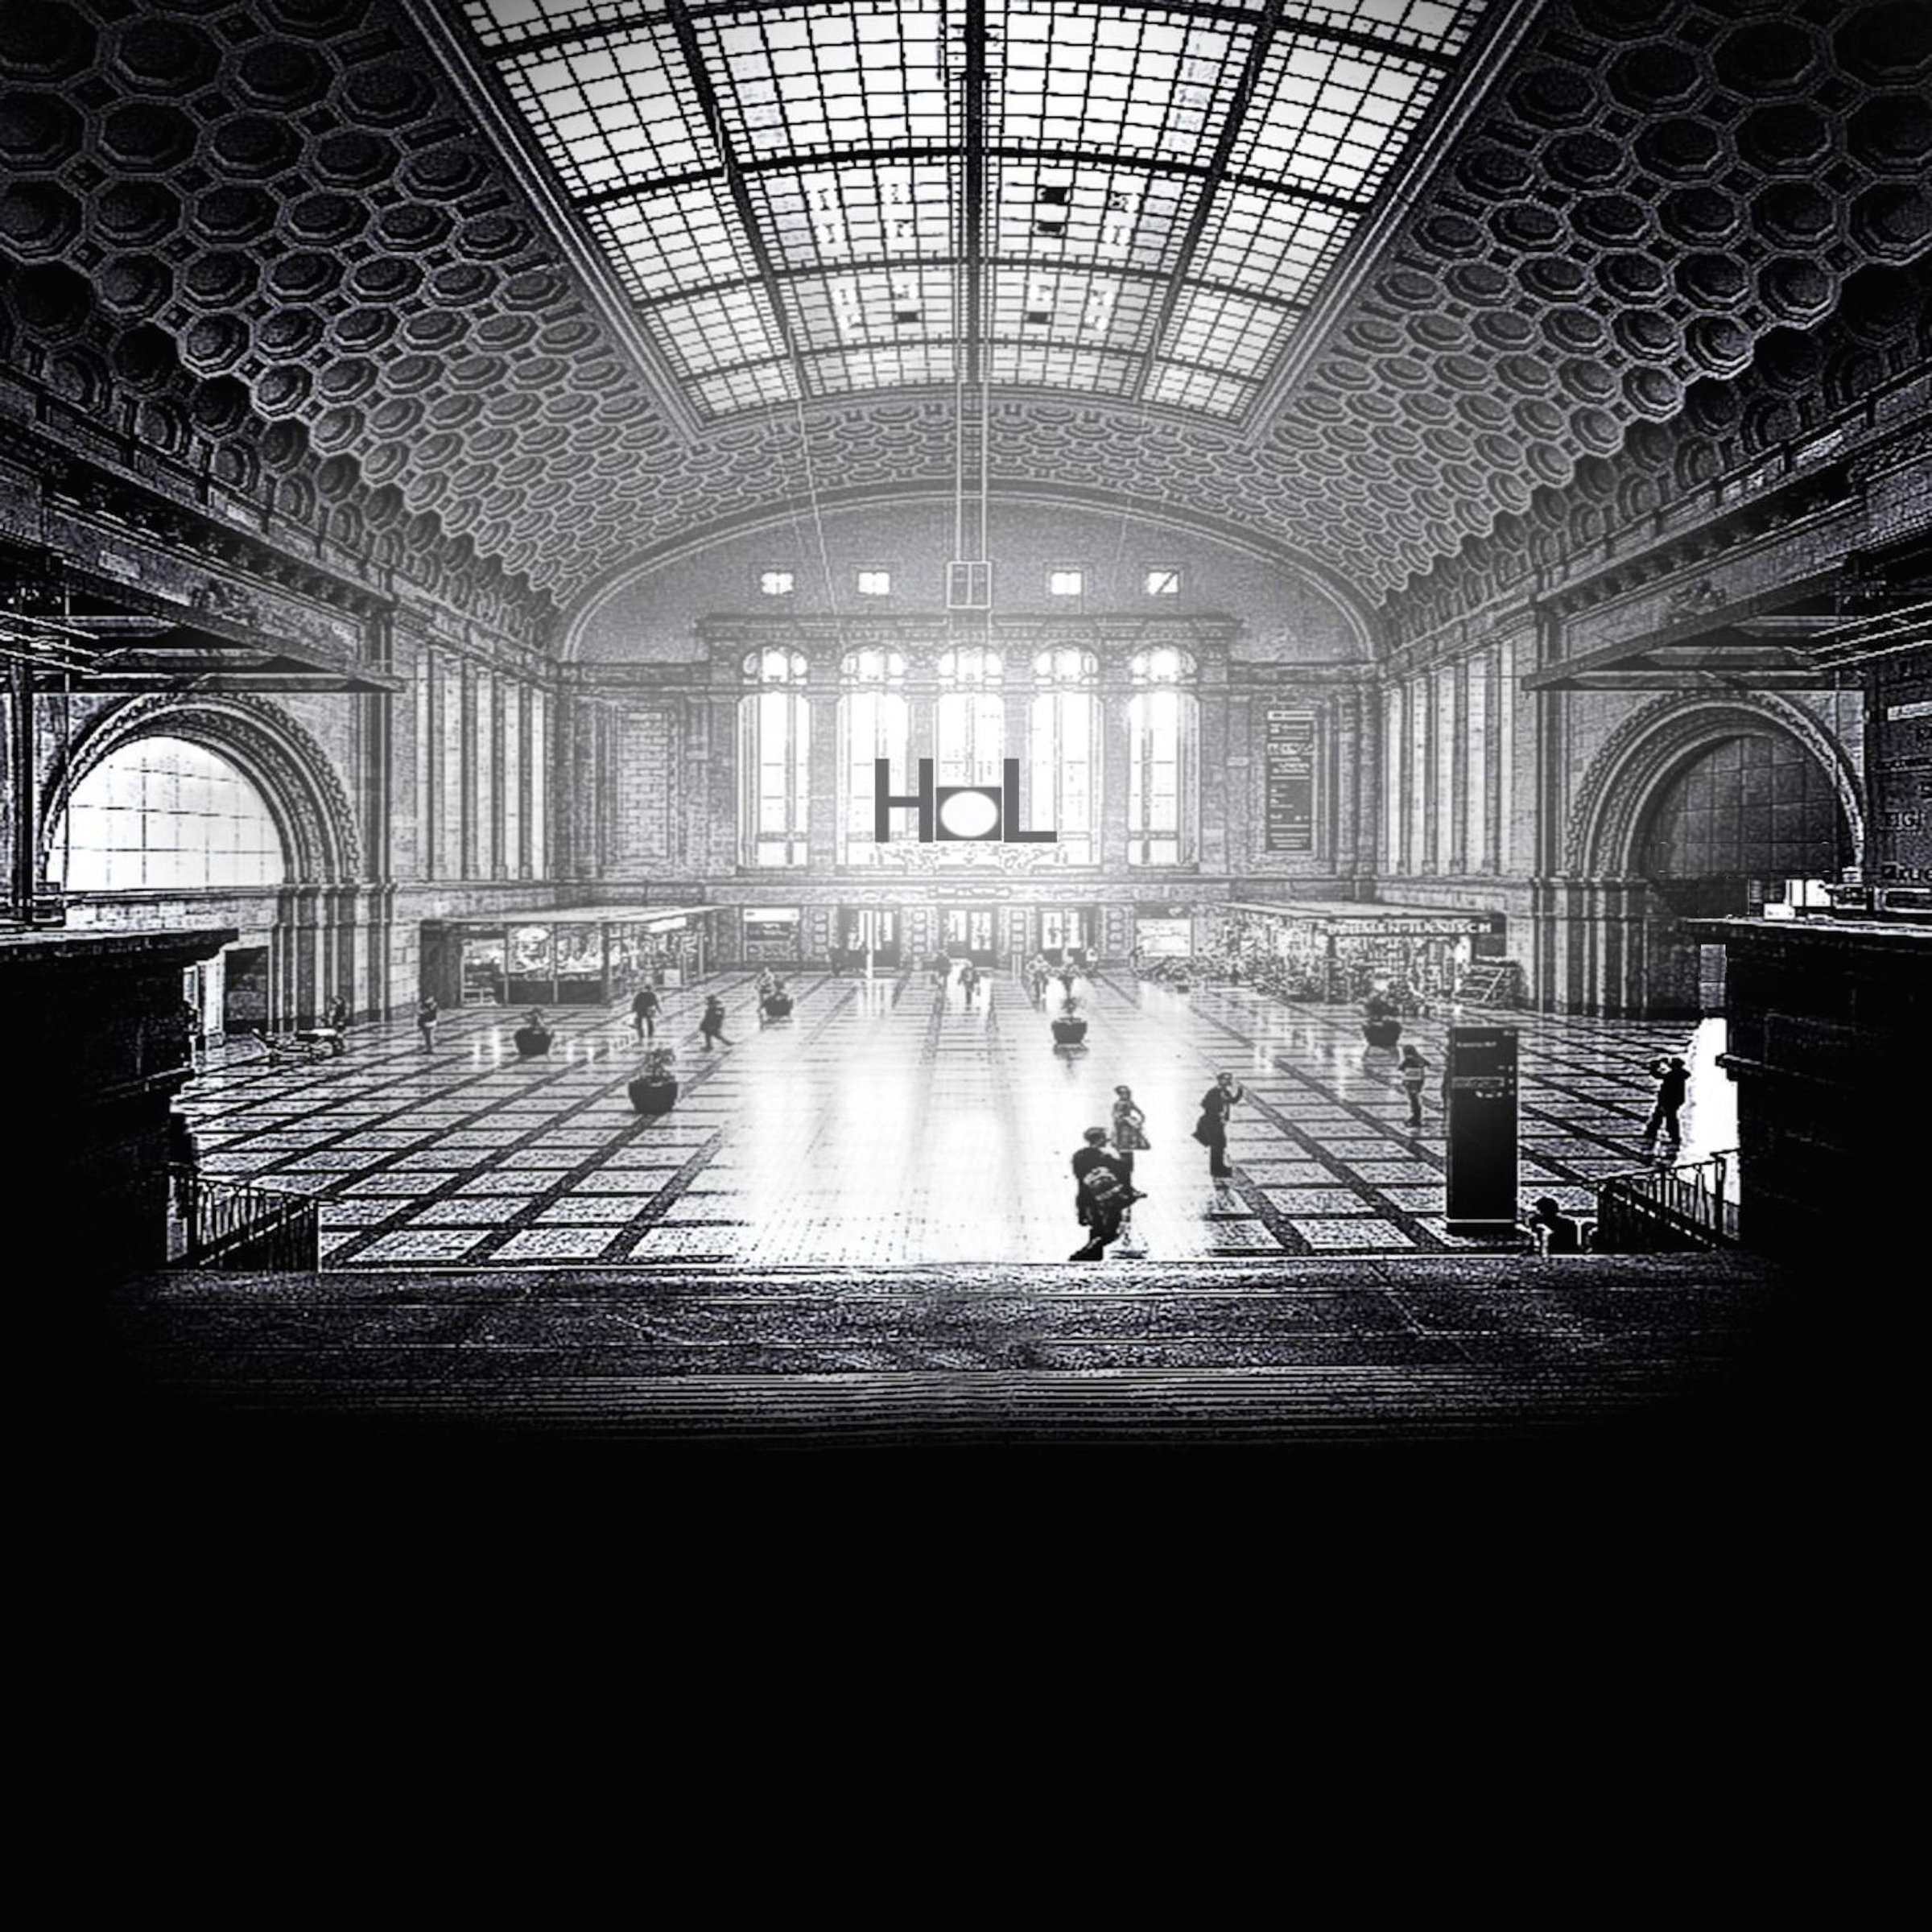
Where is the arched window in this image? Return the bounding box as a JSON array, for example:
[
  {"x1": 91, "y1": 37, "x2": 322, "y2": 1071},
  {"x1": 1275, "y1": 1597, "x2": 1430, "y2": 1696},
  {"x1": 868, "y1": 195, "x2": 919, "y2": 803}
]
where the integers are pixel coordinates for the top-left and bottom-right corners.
[
  {"x1": 839, "y1": 649, "x2": 909, "y2": 862},
  {"x1": 741, "y1": 649, "x2": 810, "y2": 865},
  {"x1": 54, "y1": 735, "x2": 287, "y2": 890},
  {"x1": 1030, "y1": 648, "x2": 1099, "y2": 862},
  {"x1": 1127, "y1": 648, "x2": 1197, "y2": 865},
  {"x1": 937, "y1": 645, "x2": 1002, "y2": 782}
]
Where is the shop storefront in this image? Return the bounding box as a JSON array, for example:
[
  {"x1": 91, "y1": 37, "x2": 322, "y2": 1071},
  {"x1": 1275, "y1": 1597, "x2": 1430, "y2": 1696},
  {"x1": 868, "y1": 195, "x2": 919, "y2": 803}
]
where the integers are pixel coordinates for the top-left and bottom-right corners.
[
  {"x1": 1216, "y1": 902, "x2": 1505, "y2": 1005},
  {"x1": 741, "y1": 906, "x2": 803, "y2": 964},
  {"x1": 420, "y1": 906, "x2": 713, "y2": 1009}
]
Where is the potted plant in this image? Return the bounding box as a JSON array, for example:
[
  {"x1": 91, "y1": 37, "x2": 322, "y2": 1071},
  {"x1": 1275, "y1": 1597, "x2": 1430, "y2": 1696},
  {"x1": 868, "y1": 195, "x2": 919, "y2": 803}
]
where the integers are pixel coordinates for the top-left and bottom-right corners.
[
  {"x1": 514, "y1": 1007, "x2": 555, "y2": 1058},
  {"x1": 1051, "y1": 1000, "x2": 1089, "y2": 1046},
  {"x1": 628, "y1": 1045, "x2": 679, "y2": 1115}
]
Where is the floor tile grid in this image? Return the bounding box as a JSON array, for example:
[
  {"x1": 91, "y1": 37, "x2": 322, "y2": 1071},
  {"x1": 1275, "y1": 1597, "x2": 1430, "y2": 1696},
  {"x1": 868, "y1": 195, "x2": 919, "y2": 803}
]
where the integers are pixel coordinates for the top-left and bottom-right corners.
[
  {"x1": 327, "y1": 975, "x2": 854, "y2": 1266},
  {"x1": 1094, "y1": 976, "x2": 1425, "y2": 1251},
  {"x1": 1105, "y1": 976, "x2": 1693, "y2": 1239},
  {"x1": 185, "y1": 976, "x2": 767, "y2": 1158}
]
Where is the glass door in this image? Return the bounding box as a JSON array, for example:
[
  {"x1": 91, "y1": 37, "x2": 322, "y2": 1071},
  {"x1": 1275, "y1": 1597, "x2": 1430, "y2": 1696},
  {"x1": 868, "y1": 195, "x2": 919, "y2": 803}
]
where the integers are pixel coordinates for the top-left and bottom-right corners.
[
  {"x1": 1040, "y1": 909, "x2": 1089, "y2": 965},
  {"x1": 841, "y1": 908, "x2": 900, "y2": 967},
  {"x1": 943, "y1": 908, "x2": 997, "y2": 964}
]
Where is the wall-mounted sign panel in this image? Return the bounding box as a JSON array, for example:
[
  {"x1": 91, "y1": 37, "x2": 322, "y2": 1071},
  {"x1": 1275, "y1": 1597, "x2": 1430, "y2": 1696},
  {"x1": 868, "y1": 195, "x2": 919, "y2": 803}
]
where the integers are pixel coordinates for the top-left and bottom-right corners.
[{"x1": 1264, "y1": 710, "x2": 1317, "y2": 853}]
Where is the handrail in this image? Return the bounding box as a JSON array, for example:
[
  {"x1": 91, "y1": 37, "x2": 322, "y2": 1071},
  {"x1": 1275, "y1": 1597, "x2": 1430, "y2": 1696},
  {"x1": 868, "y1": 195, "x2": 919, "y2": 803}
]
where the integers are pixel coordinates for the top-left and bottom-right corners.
[
  {"x1": 170, "y1": 1166, "x2": 319, "y2": 1271},
  {"x1": 1595, "y1": 1150, "x2": 1740, "y2": 1253}
]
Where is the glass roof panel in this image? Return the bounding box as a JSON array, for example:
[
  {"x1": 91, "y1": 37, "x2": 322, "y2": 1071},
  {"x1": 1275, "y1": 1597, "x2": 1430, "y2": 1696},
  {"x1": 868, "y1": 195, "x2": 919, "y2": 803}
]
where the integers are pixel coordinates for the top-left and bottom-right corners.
[
  {"x1": 497, "y1": 23, "x2": 716, "y2": 197},
  {"x1": 1158, "y1": 287, "x2": 1290, "y2": 378},
  {"x1": 996, "y1": 4, "x2": 1251, "y2": 167},
  {"x1": 1230, "y1": 33, "x2": 1436, "y2": 201},
  {"x1": 461, "y1": 0, "x2": 670, "y2": 53},
  {"x1": 991, "y1": 266, "x2": 1156, "y2": 357},
  {"x1": 989, "y1": 343, "x2": 1139, "y2": 395},
  {"x1": 585, "y1": 181, "x2": 758, "y2": 303},
  {"x1": 456, "y1": 0, "x2": 1494, "y2": 423},
  {"x1": 699, "y1": 2, "x2": 952, "y2": 165},
  {"x1": 805, "y1": 342, "x2": 960, "y2": 395},
  {"x1": 1146, "y1": 364, "x2": 1253, "y2": 415},
  {"x1": 1191, "y1": 189, "x2": 1353, "y2": 303},
  {"x1": 647, "y1": 285, "x2": 790, "y2": 376},
  {"x1": 753, "y1": 161, "x2": 956, "y2": 272},
  {"x1": 782, "y1": 267, "x2": 959, "y2": 353},
  {"x1": 694, "y1": 364, "x2": 800, "y2": 412},
  {"x1": 993, "y1": 161, "x2": 1198, "y2": 273}
]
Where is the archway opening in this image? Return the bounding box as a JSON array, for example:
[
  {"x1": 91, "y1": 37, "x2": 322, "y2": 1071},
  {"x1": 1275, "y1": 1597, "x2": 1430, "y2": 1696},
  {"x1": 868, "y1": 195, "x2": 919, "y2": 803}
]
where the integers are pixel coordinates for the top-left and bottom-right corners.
[{"x1": 1635, "y1": 729, "x2": 1850, "y2": 1015}]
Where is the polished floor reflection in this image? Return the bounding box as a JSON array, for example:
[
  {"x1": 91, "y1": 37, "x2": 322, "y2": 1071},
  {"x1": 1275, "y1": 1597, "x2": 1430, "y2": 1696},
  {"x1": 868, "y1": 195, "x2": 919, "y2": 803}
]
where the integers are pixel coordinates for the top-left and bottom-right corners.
[{"x1": 180, "y1": 970, "x2": 1726, "y2": 1269}]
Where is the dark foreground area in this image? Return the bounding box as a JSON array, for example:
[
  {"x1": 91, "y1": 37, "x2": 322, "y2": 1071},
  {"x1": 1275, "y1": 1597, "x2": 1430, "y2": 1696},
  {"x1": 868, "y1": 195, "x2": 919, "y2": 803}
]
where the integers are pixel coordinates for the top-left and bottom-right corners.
[{"x1": 70, "y1": 1250, "x2": 1834, "y2": 1455}]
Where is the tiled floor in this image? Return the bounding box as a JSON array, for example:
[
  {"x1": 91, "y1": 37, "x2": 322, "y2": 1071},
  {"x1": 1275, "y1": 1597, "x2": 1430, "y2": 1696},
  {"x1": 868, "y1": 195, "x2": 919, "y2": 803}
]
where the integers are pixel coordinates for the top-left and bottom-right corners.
[{"x1": 179, "y1": 970, "x2": 1732, "y2": 1269}]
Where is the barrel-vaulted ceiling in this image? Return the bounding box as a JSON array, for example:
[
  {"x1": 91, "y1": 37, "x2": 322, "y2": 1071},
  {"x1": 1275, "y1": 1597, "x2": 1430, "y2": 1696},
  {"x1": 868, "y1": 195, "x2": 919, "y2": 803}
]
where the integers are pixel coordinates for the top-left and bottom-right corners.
[
  {"x1": 1, "y1": 0, "x2": 1927, "y2": 618},
  {"x1": 451, "y1": 0, "x2": 1492, "y2": 423}
]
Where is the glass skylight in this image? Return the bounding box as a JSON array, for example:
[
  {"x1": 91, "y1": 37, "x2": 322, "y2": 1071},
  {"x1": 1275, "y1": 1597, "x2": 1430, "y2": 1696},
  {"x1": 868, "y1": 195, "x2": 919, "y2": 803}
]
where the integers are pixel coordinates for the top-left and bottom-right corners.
[{"x1": 453, "y1": 0, "x2": 1492, "y2": 422}]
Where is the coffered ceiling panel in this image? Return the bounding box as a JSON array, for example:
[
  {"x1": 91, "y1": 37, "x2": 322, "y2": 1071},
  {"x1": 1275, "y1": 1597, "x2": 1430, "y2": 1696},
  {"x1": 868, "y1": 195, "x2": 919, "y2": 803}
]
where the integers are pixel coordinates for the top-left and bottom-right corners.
[{"x1": 0, "y1": 0, "x2": 1926, "y2": 622}]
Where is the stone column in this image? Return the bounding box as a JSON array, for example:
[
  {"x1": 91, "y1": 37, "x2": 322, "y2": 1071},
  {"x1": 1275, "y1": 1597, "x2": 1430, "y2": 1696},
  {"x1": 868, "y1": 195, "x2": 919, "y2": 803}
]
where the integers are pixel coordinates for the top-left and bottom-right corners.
[
  {"x1": 1100, "y1": 680, "x2": 1130, "y2": 871},
  {"x1": 807, "y1": 655, "x2": 840, "y2": 869}
]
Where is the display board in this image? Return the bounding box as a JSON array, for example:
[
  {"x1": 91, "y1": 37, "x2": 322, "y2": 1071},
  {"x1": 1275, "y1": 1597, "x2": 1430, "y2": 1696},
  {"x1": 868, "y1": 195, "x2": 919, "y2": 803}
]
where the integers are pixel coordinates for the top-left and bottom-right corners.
[
  {"x1": 1444, "y1": 1025, "x2": 1519, "y2": 1232},
  {"x1": 1263, "y1": 710, "x2": 1317, "y2": 853}
]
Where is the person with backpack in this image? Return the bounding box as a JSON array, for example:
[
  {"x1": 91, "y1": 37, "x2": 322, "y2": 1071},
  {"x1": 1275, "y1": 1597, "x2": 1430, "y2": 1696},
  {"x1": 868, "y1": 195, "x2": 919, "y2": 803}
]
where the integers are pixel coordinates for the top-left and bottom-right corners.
[
  {"x1": 1069, "y1": 1127, "x2": 1137, "y2": 1261},
  {"x1": 631, "y1": 982, "x2": 661, "y2": 1042}
]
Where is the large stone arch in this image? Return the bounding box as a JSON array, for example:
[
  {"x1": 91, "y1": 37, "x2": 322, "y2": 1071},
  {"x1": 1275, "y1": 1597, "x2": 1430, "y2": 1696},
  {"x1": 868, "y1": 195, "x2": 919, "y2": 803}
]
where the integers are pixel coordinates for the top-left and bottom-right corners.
[
  {"x1": 1565, "y1": 693, "x2": 1864, "y2": 881},
  {"x1": 39, "y1": 693, "x2": 362, "y2": 885}
]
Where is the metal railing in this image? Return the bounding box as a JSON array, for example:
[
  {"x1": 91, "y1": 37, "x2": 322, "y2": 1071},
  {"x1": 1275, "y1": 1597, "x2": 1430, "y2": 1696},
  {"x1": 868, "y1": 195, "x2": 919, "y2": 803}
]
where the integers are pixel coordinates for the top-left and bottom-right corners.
[
  {"x1": 1595, "y1": 1150, "x2": 1740, "y2": 1253},
  {"x1": 170, "y1": 1167, "x2": 319, "y2": 1271}
]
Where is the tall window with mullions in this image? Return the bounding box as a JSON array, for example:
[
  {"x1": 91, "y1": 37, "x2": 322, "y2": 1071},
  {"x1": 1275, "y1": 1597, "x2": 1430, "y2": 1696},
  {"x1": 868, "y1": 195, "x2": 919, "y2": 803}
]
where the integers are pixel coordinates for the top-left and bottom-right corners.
[
  {"x1": 1030, "y1": 648, "x2": 1099, "y2": 863},
  {"x1": 839, "y1": 649, "x2": 908, "y2": 862},
  {"x1": 1127, "y1": 647, "x2": 1197, "y2": 865},
  {"x1": 741, "y1": 648, "x2": 810, "y2": 867},
  {"x1": 935, "y1": 646, "x2": 1003, "y2": 784}
]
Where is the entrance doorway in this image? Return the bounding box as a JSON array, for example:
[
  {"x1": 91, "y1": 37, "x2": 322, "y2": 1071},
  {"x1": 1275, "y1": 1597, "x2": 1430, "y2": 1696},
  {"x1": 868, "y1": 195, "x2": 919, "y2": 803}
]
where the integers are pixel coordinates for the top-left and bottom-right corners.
[
  {"x1": 1040, "y1": 909, "x2": 1090, "y2": 965},
  {"x1": 222, "y1": 946, "x2": 270, "y2": 1034},
  {"x1": 841, "y1": 908, "x2": 900, "y2": 968},
  {"x1": 943, "y1": 907, "x2": 997, "y2": 964}
]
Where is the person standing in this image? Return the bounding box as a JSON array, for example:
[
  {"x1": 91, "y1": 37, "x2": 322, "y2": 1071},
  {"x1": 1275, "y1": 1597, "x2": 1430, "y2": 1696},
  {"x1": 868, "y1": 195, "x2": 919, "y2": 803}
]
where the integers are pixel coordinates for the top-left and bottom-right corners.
[
  {"x1": 960, "y1": 960, "x2": 980, "y2": 1008},
  {"x1": 415, "y1": 993, "x2": 439, "y2": 1052},
  {"x1": 1397, "y1": 1044, "x2": 1429, "y2": 1130},
  {"x1": 324, "y1": 993, "x2": 349, "y2": 1034},
  {"x1": 1196, "y1": 1069, "x2": 1244, "y2": 1179},
  {"x1": 1109, "y1": 1084, "x2": 1149, "y2": 1187},
  {"x1": 631, "y1": 982, "x2": 661, "y2": 1042},
  {"x1": 1641, "y1": 1055, "x2": 1690, "y2": 1154},
  {"x1": 1070, "y1": 1127, "x2": 1132, "y2": 1261},
  {"x1": 699, "y1": 994, "x2": 733, "y2": 1051}
]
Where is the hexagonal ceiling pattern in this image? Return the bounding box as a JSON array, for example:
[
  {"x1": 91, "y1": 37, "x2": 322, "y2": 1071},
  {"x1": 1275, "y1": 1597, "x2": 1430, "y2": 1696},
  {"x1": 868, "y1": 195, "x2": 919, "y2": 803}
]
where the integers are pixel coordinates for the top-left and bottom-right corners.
[{"x1": 1, "y1": 0, "x2": 1928, "y2": 620}]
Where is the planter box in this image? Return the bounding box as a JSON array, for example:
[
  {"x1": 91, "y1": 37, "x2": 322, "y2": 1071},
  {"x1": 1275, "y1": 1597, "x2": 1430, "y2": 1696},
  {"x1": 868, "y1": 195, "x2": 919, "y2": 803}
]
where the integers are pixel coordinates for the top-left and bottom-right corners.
[{"x1": 628, "y1": 1077, "x2": 679, "y2": 1116}]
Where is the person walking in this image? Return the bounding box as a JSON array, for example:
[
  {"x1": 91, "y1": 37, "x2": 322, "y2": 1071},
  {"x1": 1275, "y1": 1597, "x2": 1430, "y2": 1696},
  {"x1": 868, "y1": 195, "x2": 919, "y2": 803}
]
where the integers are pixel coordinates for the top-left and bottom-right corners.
[
  {"x1": 1195, "y1": 1069, "x2": 1244, "y2": 1179},
  {"x1": 1397, "y1": 1043, "x2": 1429, "y2": 1130},
  {"x1": 1641, "y1": 1055, "x2": 1690, "y2": 1154},
  {"x1": 631, "y1": 982, "x2": 661, "y2": 1042},
  {"x1": 415, "y1": 993, "x2": 439, "y2": 1052},
  {"x1": 324, "y1": 993, "x2": 349, "y2": 1034},
  {"x1": 1069, "y1": 1127, "x2": 1134, "y2": 1261},
  {"x1": 960, "y1": 960, "x2": 980, "y2": 1008},
  {"x1": 1109, "y1": 1084, "x2": 1149, "y2": 1188},
  {"x1": 699, "y1": 994, "x2": 733, "y2": 1051}
]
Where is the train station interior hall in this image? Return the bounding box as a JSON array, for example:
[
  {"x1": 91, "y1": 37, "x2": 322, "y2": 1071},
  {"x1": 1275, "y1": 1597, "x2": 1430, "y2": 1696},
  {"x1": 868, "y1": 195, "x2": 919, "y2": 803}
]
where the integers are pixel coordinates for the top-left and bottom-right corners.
[{"x1": 7, "y1": 0, "x2": 1927, "y2": 1440}]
